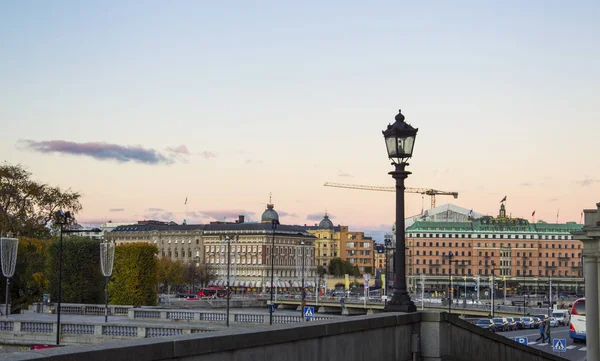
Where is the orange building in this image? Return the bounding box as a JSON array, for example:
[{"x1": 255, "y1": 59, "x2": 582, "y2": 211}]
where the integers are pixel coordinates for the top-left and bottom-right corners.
[{"x1": 405, "y1": 204, "x2": 583, "y2": 294}]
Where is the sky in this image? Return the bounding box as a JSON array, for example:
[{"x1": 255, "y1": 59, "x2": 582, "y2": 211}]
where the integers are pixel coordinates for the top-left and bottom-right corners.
[{"x1": 1, "y1": 1, "x2": 599, "y2": 243}]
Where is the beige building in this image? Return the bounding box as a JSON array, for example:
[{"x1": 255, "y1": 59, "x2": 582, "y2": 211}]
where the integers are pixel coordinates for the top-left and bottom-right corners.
[{"x1": 106, "y1": 204, "x2": 317, "y2": 291}]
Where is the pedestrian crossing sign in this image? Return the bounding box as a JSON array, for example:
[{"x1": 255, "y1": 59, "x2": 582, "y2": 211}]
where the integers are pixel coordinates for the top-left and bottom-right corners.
[
  {"x1": 553, "y1": 339, "x2": 566, "y2": 352},
  {"x1": 303, "y1": 306, "x2": 314, "y2": 319},
  {"x1": 515, "y1": 337, "x2": 528, "y2": 346}
]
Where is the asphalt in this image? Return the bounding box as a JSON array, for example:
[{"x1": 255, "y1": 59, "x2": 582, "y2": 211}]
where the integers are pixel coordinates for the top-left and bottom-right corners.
[{"x1": 497, "y1": 326, "x2": 586, "y2": 361}]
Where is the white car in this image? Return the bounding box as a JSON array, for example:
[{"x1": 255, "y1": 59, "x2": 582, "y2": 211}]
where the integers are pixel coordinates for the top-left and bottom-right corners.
[{"x1": 549, "y1": 317, "x2": 558, "y2": 327}]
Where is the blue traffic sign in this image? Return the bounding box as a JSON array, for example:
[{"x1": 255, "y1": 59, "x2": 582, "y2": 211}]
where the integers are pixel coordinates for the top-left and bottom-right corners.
[
  {"x1": 303, "y1": 306, "x2": 315, "y2": 319},
  {"x1": 553, "y1": 339, "x2": 566, "y2": 352},
  {"x1": 515, "y1": 337, "x2": 528, "y2": 346}
]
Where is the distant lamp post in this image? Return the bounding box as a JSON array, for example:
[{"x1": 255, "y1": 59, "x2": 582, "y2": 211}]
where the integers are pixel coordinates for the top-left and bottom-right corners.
[
  {"x1": 269, "y1": 219, "x2": 279, "y2": 325},
  {"x1": 448, "y1": 252, "x2": 454, "y2": 314},
  {"x1": 0, "y1": 237, "x2": 18, "y2": 318},
  {"x1": 297, "y1": 241, "x2": 308, "y2": 319},
  {"x1": 54, "y1": 210, "x2": 71, "y2": 345},
  {"x1": 384, "y1": 237, "x2": 395, "y2": 298},
  {"x1": 383, "y1": 109, "x2": 418, "y2": 313},
  {"x1": 220, "y1": 233, "x2": 239, "y2": 327},
  {"x1": 491, "y1": 261, "x2": 496, "y2": 317},
  {"x1": 100, "y1": 241, "x2": 115, "y2": 323}
]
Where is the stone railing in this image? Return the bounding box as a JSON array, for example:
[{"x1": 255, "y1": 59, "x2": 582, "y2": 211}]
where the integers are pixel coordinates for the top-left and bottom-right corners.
[
  {"x1": 0, "y1": 312, "x2": 567, "y2": 361},
  {"x1": 29, "y1": 303, "x2": 132, "y2": 316},
  {"x1": 0, "y1": 320, "x2": 215, "y2": 346},
  {"x1": 129, "y1": 308, "x2": 334, "y2": 325}
]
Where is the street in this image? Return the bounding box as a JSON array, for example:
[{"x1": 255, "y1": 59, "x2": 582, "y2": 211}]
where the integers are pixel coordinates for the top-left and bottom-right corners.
[{"x1": 497, "y1": 326, "x2": 586, "y2": 361}]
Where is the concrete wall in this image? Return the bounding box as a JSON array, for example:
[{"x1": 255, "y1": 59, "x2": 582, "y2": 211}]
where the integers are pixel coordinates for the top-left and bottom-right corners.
[{"x1": 1, "y1": 312, "x2": 565, "y2": 361}]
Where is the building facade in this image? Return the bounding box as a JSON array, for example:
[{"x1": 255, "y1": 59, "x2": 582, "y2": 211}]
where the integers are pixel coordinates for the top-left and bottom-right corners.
[
  {"x1": 306, "y1": 214, "x2": 375, "y2": 274},
  {"x1": 106, "y1": 204, "x2": 317, "y2": 291},
  {"x1": 404, "y1": 204, "x2": 584, "y2": 294}
]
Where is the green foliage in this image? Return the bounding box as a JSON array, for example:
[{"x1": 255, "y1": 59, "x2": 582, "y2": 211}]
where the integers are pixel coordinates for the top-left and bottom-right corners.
[
  {"x1": 327, "y1": 258, "x2": 360, "y2": 276},
  {"x1": 0, "y1": 163, "x2": 82, "y2": 237},
  {"x1": 363, "y1": 266, "x2": 373, "y2": 274},
  {"x1": 316, "y1": 265, "x2": 327, "y2": 277},
  {"x1": 0, "y1": 237, "x2": 49, "y2": 313},
  {"x1": 157, "y1": 257, "x2": 185, "y2": 292},
  {"x1": 46, "y1": 236, "x2": 104, "y2": 304},
  {"x1": 110, "y1": 243, "x2": 158, "y2": 306}
]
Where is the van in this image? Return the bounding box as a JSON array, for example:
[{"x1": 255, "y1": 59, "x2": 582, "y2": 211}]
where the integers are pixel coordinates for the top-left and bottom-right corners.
[{"x1": 552, "y1": 309, "x2": 570, "y2": 326}]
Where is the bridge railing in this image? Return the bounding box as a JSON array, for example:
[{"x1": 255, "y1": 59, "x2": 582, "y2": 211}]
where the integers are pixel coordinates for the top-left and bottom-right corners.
[{"x1": 29, "y1": 303, "x2": 133, "y2": 316}]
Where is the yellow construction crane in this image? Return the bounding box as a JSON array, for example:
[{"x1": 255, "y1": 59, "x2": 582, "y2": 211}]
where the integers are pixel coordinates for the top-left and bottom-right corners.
[{"x1": 323, "y1": 182, "x2": 458, "y2": 209}]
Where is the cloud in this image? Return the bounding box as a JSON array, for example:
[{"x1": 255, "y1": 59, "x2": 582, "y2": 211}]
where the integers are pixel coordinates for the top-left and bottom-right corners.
[
  {"x1": 306, "y1": 212, "x2": 331, "y2": 221},
  {"x1": 166, "y1": 145, "x2": 190, "y2": 155},
  {"x1": 278, "y1": 210, "x2": 298, "y2": 218},
  {"x1": 142, "y1": 210, "x2": 175, "y2": 222},
  {"x1": 245, "y1": 159, "x2": 263, "y2": 164},
  {"x1": 576, "y1": 178, "x2": 600, "y2": 186},
  {"x1": 109, "y1": 208, "x2": 125, "y2": 212},
  {"x1": 200, "y1": 151, "x2": 217, "y2": 160},
  {"x1": 18, "y1": 140, "x2": 172, "y2": 165},
  {"x1": 548, "y1": 197, "x2": 558, "y2": 202},
  {"x1": 520, "y1": 182, "x2": 532, "y2": 187},
  {"x1": 146, "y1": 208, "x2": 164, "y2": 212},
  {"x1": 337, "y1": 169, "x2": 353, "y2": 178},
  {"x1": 186, "y1": 210, "x2": 257, "y2": 221}
]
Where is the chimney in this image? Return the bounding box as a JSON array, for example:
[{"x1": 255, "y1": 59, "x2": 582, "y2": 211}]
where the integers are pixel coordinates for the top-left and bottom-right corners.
[{"x1": 238, "y1": 215, "x2": 245, "y2": 224}]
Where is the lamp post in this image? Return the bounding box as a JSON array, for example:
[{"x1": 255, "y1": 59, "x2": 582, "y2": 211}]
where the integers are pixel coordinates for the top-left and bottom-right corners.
[
  {"x1": 297, "y1": 241, "x2": 308, "y2": 319},
  {"x1": 448, "y1": 252, "x2": 454, "y2": 314},
  {"x1": 269, "y1": 219, "x2": 279, "y2": 325},
  {"x1": 99, "y1": 241, "x2": 115, "y2": 323},
  {"x1": 384, "y1": 237, "x2": 394, "y2": 298},
  {"x1": 0, "y1": 237, "x2": 18, "y2": 318},
  {"x1": 383, "y1": 109, "x2": 418, "y2": 313},
  {"x1": 221, "y1": 233, "x2": 238, "y2": 328},
  {"x1": 491, "y1": 261, "x2": 496, "y2": 318},
  {"x1": 54, "y1": 210, "x2": 71, "y2": 345}
]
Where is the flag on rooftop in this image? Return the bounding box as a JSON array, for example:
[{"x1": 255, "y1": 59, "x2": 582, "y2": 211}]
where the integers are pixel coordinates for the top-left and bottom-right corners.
[{"x1": 500, "y1": 196, "x2": 507, "y2": 203}]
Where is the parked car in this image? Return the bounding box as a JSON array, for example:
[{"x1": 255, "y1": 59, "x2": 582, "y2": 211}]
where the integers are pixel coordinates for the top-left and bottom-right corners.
[
  {"x1": 549, "y1": 317, "x2": 558, "y2": 327},
  {"x1": 492, "y1": 318, "x2": 509, "y2": 332},
  {"x1": 505, "y1": 317, "x2": 518, "y2": 331},
  {"x1": 532, "y1": 317, "x2": 542, "y2": 328},
  {"x1": 513, "y1": 317, "x2": 524, "y2": 330},
  {"x1": 522, "y1": 317, "x2": 536, "y2": 329},
  {"x1": 475, "y1": 319, "x2": 496, "y2": 332}
]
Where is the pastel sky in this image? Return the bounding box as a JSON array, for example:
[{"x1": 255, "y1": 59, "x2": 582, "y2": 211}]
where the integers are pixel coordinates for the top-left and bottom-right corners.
[{"x1": 1, "y1": 1, "x2": 599, "y2": 242}]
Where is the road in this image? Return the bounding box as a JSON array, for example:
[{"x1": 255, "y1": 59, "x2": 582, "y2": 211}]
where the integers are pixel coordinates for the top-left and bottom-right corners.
[{"x1": 497, "y1": 326, "x2": 586, "y2": 361}]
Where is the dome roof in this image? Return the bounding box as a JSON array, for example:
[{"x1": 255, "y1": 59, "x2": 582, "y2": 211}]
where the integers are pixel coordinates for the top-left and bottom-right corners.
[
  {"x1": 261, "y1": 204, "x2": 279, "y2": 223},
  {"x1": 318, "y1": 214, "x2": 334, "y2": 230}
]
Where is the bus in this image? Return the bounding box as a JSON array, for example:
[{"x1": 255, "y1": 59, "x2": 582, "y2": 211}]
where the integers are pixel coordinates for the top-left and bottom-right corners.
[{"x1": 569, "y1": 298, "x2": 586, "y2": 342}]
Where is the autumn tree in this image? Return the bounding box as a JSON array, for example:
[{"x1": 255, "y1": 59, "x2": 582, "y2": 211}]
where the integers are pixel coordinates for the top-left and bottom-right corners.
[
  {"x1": 45, "y1": 236, "x2": 104, "y2": 304},
  {"x1": 327, "y1": 257, "x2": 360, "y2": 277},
  {"x1": 156, "y1": 257, "x2": 185, "y2": 293},
  {"x1": 0, "y1": 163, "x2": 82, "y2": 237},
  {"x1": 184, "y1": 262, "x2": 217, "y2": 292},
  {"x1": 110, "y1": 243, "x2": 158, "y2": 306}
]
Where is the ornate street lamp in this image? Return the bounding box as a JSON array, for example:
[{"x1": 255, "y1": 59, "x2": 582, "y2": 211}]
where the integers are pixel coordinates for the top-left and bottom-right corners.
[
  {"x1": 100, "y1": 241, "x2": 115, "y2": 323},
  {"x1": 0, "y1": 237, "x2": 18, "y2": 318},
  {"x1": 383, "y1": 109, "x2": 418, "y2": 313},
  {"x1": 269, "y1": 219, "x2": 279, "y2": 325}
]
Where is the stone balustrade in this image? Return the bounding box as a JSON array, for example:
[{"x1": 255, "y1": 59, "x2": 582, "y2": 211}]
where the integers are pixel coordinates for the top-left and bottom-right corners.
[{"x1": 129, "y1": 308, "x2": 334, "y2": 324}]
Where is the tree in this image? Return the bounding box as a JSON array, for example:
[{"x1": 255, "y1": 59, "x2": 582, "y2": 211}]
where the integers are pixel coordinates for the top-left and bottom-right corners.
[
  {"x1": 327, "y1": 258, "x2": 360, "y2": 276},
  {"x1": 0, "y1": 237, "x2": 49, "y2": 313},
  {"x1": 110, "y1": 243, "x2": 158, "y2": 306},
  {"x1": 184, "y1": 262, "x2": 217, "y2": 291},
  {"x1": 316, "y1": 265, "x2": 327, "y2": 278},
  {"x1": 45, "y1": 236, "x2": 104, "y2": 304},
  {"x1": 157, "y1": 257, "x2": 185, "y2": 293},
  {"x1": 0, "y1": 163, "x2": 82, "y2": 237}
]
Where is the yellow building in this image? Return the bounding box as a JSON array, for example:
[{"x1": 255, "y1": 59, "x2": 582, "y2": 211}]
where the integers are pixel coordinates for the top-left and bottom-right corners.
[{"x1": 307, "y1": 214, "x2": 375, "y2": 274}]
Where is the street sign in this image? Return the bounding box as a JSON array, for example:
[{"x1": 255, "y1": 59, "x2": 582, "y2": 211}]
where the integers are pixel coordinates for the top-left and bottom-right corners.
[
  {"x1": 552, "y1": 339, "x2": 566, "y2": 353},
  {"x1": 303, "y1": 306, "x2": 315, "y2": 319},
  {"x1": 515, "y1": 337, "x2": 528, "y2": 346}
]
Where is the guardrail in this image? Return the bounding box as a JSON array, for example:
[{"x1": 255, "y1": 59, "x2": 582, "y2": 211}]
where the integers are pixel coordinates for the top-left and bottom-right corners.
[
  {"x1": 129, "y1": 308, "x2": 334, "y2": 325},
  {"x1": 29, "y1": 303, "x2": 132, "y2": 316},
  {"x1": 0, "y1": 320, "x2": 215, "y2": 345}
]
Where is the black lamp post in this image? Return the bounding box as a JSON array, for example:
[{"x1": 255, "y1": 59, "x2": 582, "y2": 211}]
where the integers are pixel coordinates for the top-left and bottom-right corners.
[
  {"x1": 220, "y1": 233, "x2": 238, "y2": 328},
  {"x1": 448, "y1": 252, "x2": 454, "y2": 314},
  {"x1": 269, "y1": 219, "x2": 279, "y2": 325},
  {"x1": 54, "y1": 210, "x2": 71, "y2": 346},
  {"x1": 491, "y1": 261, "x2": 496, "y2": 318},
  {"x1": 383, "y1": 109, "x2": 418, "y2": 313}
]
